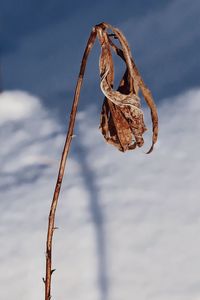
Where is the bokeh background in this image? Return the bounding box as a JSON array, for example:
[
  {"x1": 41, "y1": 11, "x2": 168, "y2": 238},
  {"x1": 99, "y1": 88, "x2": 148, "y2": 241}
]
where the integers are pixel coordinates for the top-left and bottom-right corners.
[{"x1": 1, "y1": 1, "x2": 200, "y2": 299}]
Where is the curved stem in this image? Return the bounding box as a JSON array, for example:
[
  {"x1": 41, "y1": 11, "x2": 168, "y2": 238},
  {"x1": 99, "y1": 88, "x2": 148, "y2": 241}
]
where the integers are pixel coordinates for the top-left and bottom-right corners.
[{"x1": 45, "y1": 27, "x2": 97, "y2": 300}]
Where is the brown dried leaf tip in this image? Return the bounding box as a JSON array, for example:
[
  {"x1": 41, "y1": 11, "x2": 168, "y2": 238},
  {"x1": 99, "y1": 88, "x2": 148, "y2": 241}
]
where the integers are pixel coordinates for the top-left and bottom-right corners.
[{"x1": 96, "y1": 23, "x2": 158, "y2": 153}]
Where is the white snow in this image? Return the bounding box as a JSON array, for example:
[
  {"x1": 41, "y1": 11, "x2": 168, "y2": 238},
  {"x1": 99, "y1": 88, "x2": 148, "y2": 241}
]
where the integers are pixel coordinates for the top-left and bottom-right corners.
[{"x1": 0, "y1": 88, "x2": 200, "y2": 300}]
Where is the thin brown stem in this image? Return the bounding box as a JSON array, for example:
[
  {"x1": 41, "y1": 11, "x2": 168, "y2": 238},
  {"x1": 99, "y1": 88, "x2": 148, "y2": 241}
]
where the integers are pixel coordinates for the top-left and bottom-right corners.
[
  {"x1": 44, "y1": 22, "x2": 158, "y2": 299},
  {"x1": 44, "y1": 27, "x2": 97, "y2": 300}
]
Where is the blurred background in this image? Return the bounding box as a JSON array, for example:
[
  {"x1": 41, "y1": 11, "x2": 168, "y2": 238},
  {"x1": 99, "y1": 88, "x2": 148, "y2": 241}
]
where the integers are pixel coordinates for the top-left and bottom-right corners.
[{"x1": 1, "y1": 1, "x2": 200, "y2": 299}]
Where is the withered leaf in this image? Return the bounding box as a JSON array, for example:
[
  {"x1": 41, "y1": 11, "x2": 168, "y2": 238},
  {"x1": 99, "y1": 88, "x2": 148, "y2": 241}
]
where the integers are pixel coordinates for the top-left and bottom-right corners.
[
  {"x1": 100, "y1": 68, "x2": 147, "y2": 152},
  {"x1": 97, "y1": 23, "x2": 158, "y2": 153}
]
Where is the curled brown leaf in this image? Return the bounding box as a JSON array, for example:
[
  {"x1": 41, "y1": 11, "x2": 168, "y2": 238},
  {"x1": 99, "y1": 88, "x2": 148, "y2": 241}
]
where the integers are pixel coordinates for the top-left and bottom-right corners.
[
  {"x1": 96, "y1": 23, "x2": 156, "y2": 152},
  {"x1": 105, "y1": 24, "x2": 158, "y2": 153},
  {"x1": 96, "y1": 23, "x2": 158, "y2": 153}
]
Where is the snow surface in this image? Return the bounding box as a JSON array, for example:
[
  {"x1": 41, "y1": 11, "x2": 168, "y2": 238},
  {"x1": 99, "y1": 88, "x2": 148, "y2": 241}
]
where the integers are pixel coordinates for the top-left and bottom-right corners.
[{"x1": 0, "y1": 89, "x2": 200, "y2": 300}]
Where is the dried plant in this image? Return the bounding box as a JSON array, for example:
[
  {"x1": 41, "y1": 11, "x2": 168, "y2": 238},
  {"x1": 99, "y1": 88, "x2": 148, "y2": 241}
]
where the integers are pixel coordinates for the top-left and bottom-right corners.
[{"x1": 44, "y1": 22, "x2": 158, "y2": 300}]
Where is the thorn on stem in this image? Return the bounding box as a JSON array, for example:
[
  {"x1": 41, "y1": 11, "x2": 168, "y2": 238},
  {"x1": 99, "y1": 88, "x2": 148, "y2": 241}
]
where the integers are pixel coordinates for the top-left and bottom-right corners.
[
  {"x1": 53, "y1": 226, "x2": 59, "y2": 230},
  {"x1": 51, "y1": 269, "x2": 56, "y2": 275},
  {"x1": 42, "y1": 277, "x2": 46, "y2": 284}
]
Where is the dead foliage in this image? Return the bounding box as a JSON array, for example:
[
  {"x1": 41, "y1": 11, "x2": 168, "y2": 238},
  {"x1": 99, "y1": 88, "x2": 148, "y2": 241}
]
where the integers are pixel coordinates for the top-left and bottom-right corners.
[{"x1": 96, "y1": 22, "x2": 158, "y2": 153}]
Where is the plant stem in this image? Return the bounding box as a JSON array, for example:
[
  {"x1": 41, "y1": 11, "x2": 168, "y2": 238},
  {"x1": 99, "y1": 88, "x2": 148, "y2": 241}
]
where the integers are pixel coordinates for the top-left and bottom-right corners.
[{"x1": 45, "y1": 28, "x2": 97, "y2": 300}]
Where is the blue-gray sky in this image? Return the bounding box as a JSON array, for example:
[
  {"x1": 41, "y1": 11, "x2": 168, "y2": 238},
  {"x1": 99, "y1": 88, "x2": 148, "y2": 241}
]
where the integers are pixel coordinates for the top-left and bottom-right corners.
[{"x1": 1, "y1": 0, "x2": 200, "y2": 115}]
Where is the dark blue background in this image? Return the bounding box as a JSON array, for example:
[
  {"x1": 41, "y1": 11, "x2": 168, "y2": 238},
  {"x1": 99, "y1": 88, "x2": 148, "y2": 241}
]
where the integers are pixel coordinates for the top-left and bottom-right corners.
[{"x1": 1, "y1": 0, "x2": 200, "y2": 117}]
